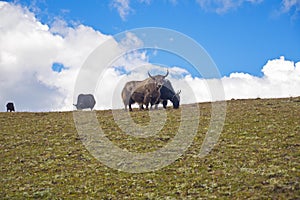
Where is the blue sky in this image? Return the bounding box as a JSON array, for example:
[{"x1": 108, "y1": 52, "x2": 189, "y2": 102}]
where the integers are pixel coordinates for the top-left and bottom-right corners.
[{"x1": 10, "y1": 0, "x2": 300, "y2": 77}]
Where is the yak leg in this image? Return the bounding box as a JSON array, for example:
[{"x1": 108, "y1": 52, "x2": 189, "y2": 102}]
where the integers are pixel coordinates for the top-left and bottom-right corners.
[
  {"x1": 124, "y1": 96, "x2": 130, "y2": 111},
  {"x1": 150, "y1": 100, "x2": 157, "y2": 110},
  {"x1": 150, "y1": 103, "x2": 154, "y2": 110},
  {"x1": 162, "y1": 100, "x2": 168, "y2": 109},
  {"x1": 144, "y1": 94, "x2": 151, "y2": 110},
  {"x1": 138, "y1": 103, "x2": 144, "y2": 110},
  {"x1": 154, "y1": 98, "x2": 161, "y2": 109},
  {"x1": 145, "y1": 103, "x2": 149, "y2": 110},
  {"x1": 153, "y1": 97, "x2": 160, "y2": 110},
  {"x1": 129, "y1": 98, "x2": 135, "y2": 112},
  {"x1": 150, "y1": 97, "x2": 157, "y2": 110},
  {"x1": 124, "y1": 101, "x2": 128, "y2": 110}
]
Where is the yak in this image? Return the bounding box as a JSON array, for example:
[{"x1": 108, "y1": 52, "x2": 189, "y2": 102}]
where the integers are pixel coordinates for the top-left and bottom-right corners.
[
  {"x1": 6, "y1": 102, "x2": 15, "y2": 112},
  {"x1": 121, "y1": 81, "x2": 144, "y2": 110},
  {"x1": 121, "y1": 80, "x2": 143, "y2": 110},
  {"x1": 153, "y1": 79, "x2": 181, "y2": 109},
  {"x1": 73, "y1": 94, "x2": 96, "y2": 110},
  {"x1": 121, "y1": 70, "x2": 169, "y2": 111}
]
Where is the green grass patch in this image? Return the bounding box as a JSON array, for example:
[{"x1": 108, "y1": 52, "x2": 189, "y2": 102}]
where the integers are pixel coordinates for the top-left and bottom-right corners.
[{"x1": 0, "y1": 98, "x2": 299, "y2": 199}]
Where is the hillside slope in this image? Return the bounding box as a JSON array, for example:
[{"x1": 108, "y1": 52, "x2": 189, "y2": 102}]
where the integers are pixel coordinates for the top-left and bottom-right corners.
[{"x1": 1, "y1": 98, "x2": 299, "y2": 199}]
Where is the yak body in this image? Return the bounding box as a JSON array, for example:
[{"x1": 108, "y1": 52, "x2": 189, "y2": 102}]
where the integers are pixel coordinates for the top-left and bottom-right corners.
[
  {"x1": 6, "y1": 102, "x2": 15, "y2": 112},
  {"x1": 122, "y1": 79, "x2": 162, "y2": 111},
  {"x1": 129, "y1": 81, "x2": 161, "y2": 111},
  {"x1": 121, "y1": 80, "x2": 142, "y2": 110},
  {"x1": 74, "y1": 94, "x2": 96, "y2": 110}
]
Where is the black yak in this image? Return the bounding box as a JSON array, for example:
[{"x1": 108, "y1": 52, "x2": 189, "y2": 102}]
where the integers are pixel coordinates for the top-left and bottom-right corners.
[
  {"x1": 6, "y1": 102, "x2": 15, "y2": 112},
  {"x1": 73, "y1": 94, "x2": 96, "y2": 110},
  {"x1": 154, "y1": 79, "x2": 181, "y2": 109}
]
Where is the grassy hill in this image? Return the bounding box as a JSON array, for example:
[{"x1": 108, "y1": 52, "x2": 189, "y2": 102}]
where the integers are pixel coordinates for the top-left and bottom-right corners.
[{"x1": 1, "y1": 97, "x2": 299, "y2": 199}]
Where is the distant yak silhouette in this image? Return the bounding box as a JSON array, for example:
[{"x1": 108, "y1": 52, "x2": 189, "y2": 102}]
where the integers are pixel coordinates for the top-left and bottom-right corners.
[
  {"x1": 6, "y1": 102, "x2": 15, "y2": 112},
  {"x1": 73, "y1": 94, "x2": 96, "y2": 110}
]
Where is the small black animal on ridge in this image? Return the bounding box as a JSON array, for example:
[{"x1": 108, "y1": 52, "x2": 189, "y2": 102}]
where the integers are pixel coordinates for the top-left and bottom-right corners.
[
  {"x1": 73, "y1": 94, "x2": 96, "y2": 110},
  {"x1": 6, "y1": 102, "x2": 15, "y2": 112}
]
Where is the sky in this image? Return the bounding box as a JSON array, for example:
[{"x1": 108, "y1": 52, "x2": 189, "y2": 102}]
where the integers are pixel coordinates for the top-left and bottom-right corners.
[{"x1": 0, "y1": 0, "x2": 299, "y2": 111}]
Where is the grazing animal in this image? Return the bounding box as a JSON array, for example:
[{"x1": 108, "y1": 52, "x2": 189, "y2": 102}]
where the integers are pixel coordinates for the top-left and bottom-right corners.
[
  {"x1": 121, "y1": 80, "x2": 143, "y2": 110},
  {"x1": 6, "y1": 102, "x2": 15, "y2": 112},
  {"x1": 73, "y1": 94, "x2": 96, "y2": 110},
  {"x1": 129, "y1": 82, "x2": 162, "y2": 111},
  {"x1": 153, "y1": 79, "x2": 181, "y2": 109},
  {"x1": 121, "y1": 70, "x2": 169, "y2": 111}
]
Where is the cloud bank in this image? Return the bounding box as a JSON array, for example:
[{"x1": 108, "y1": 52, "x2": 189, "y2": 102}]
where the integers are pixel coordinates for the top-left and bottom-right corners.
[
  {"x1": 0, "y1": 2, "x2": 111, "y2": 111},
  {"x1": 222, "y1": 56, "x2": 300, "y2": 100},
  {"x1": 0, "y1": 2, "x2": 299, "y2": 112}
]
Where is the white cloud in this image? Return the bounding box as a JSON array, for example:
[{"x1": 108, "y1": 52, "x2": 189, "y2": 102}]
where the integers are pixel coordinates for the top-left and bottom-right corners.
[
  {"x1": 119, "y1": 32, "x2": 144, "y2": 51},
  {"x1": 1, "y1": 2, "x2": 299, "y2": 112},
  {"x1": 112, "y1": 0, "x2": 174, "y2": 20},
  {"x1": 0, "y1": 2, "x2": 110, "y2": 111},
  {"x1": 221, "y1": 56, "x2": 300, "y2": 100},
  {"x1": 277, "y1": 0, "x2": 300, "y2": 19},
  {"x1": 280, "y1": 0, "x2": 300, "y2": 13},
  {"x1": 111, "y1": 0, "x2": 133, "y2": 21}
]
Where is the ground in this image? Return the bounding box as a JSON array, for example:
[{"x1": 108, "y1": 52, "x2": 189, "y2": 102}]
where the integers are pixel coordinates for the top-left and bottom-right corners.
[{"x1": 0, "y1": 97, "x2": 299, "y2": 199}]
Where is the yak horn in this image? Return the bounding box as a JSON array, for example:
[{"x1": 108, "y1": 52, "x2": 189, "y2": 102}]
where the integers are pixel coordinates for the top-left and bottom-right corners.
[
  {"x1": 177, "y1": 90, "x2": 181, "y2": 95},
  {"x1": 163, "y1": 69, "x2": 169, "y2": 78},
  {"x1": 148, "y1": 71, "x2": 155, "y2": 79}
]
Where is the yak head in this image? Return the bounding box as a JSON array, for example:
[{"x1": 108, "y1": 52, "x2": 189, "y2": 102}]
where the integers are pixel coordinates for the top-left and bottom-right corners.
[
  {"x1": 148, "y1": 70, "x2": 169, "y2": 88},
  {"x1": 172, "y1": 90, "x2": 181, "y2": 109}
]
